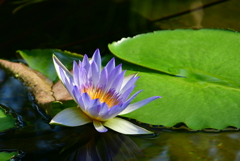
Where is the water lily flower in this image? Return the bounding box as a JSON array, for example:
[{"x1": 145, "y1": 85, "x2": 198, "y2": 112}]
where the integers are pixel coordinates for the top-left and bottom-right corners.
[{"x1": 50, "y1": 49, "x2": 161, "y2": 134}]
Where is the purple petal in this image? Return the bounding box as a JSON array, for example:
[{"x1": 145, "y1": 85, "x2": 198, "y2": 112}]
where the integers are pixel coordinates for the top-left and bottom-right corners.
[
  {"x1": 107, "y1": 90, "x2": 143, "y2": 117},
  {"x1": 91, "y1": 62, "x2": 100, "y2": 87},
  {"x1": 119, "y1": 85, "x2": 136, "y2": 103},
  {"x1": 87, "y1": 63, "x2": 93, "y2": 82},
  {"x1": 81, "y1": 93, "x2": 93, "y2": 108},
  {"x1": 93, "y1": 120, "x2": 108, "y2": 133},
  {"x1": 106, "y1": 64, "x2": 122, "y2": 90},
  {"x1": 59, "y1": 67, "x2": 75, "y2": 98},
  {"x1": 98, "y1": 68, "x2": 108, "y2": 88},
  {"x1": 87, "y1": 103, "x2": 103, "y2": 118},
  {"x1": 104, "y1": 58, "x2": 115, "y2": 73},
  {"x1": 101, "y1": 105, "x2": 126, "y2": 120},
  {"x1": 93, "y1": 103, "x2": 113, "y2": 120},
  {"x1": 120, "y1": 76, "x2": 139, "y2": 94},
  {"x1": 121, "y1": 73, "x2": 137, "y2": 90},
  {"x1": 97, "y1": 102, "x2": 109, "y2": 116},
  {"x1": 79, "y1": 67, "x2": 88, "y2": 88},
  {"x1": 111, "y1": 70, "x2": 126, "y2": 93},
  {"x1": 82, "y1": 54, "x2": 90, "y2": 72},
  {"x1": 73, "y1": 61, "x2": 80, "y2": 86},
  {"x1": 119, "y1": 96, "x2": 161, "y2": 115},
  {"x1": 59, "y1": 66, "x2": 69, "y2": 84},
  {"x1": 91, "y1": 49, "x2": 101, "y2": 71},
  {"x1": 126, "y1": 90, "x2": 142, "y2": 103},
  {"x1": 110, "y1": 63, "x2": 122, "y2": 76},
  {"x1": 52, "y1": 55, "x2": 73, "y2": 80},
  {"x1": 87, "y1": 102, "x2": 109, "y2": 118},
  {"x1": 72, "y1": 85, "x2": 83, "y2": 107}
]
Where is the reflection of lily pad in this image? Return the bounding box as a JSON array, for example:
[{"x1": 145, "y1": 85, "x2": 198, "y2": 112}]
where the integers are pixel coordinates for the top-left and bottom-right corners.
[
  {"x1": 131, "y1": 131, "x2": 240, "y2": 161},
  {"x1": 108, "y1": 29, "x2": 240, "y2": 130}
]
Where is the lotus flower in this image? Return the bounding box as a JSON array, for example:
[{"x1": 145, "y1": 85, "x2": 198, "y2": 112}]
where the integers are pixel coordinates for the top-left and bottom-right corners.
[{"x1": 50, "y1": 49, "x2": 160, "y2": 134}]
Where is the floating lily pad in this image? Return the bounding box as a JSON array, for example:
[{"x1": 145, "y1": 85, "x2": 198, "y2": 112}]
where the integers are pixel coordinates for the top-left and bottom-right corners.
[
  {"x1": 18, "y1": 49, "x2": 83, "y2": 81},
  {"x1": 0, "y1": 107, "x2": 16, "y2": 131},
  {"x1": 108, "y1": 29, "x2": 240, "y2": 130},
  {"x1": 0, "y1": 152, "x2": 17, "y2": 161}
]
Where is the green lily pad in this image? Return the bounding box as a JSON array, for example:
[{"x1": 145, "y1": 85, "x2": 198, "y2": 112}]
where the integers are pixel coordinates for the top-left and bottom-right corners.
[
  {"x1": 49, "y1": 100, "x2": 77, "y2": 117},
  {"x1": 18, "y1": 49, "x2": 83, "y2": 81},
  {"x1": 0, "y1": 107, "x2": 16, "y2": 131},
  {"x1": 0, "y1": 152, "x2": 17, "y2": 161},
  {"x1": 108, "y1": 29, "x2": 240, "y2": 130}
]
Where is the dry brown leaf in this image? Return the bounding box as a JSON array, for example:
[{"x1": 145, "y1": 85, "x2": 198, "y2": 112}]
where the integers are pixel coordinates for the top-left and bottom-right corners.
[{"x1": 0, "y1": 59, "x2": 55, "y2": 110}]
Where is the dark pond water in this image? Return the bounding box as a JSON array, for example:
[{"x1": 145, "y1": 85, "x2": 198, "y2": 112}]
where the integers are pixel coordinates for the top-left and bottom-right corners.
[
  {"x1": 1, "y1": 68, "x2": 240, "y2": 161},
  {"x1": 1, "y1": 0, "x2": 240, "y2": 160}
]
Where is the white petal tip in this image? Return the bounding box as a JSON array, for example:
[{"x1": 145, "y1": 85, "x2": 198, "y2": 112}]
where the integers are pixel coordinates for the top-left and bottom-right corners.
[
  {"x1": 49, "y1": 107, "x2": 92, "y2": 127},
  {"x1": 104, "y1": 117, "x2": 153, "y2": 135},
  {"x1": 49, "y1": 120, "x2": 76, "y2": 127},
  {"x1": 97, "y1": 128, "x2": 108, "y2": 133},
  {"x1": 93, "y1": 120, "x2": 108, "y2": 133}
]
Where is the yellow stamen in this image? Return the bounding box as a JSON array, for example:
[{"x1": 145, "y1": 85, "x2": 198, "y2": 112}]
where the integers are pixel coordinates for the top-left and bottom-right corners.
[{"x1": 82, "y1": 87, "x2": 119, "y2": 108}]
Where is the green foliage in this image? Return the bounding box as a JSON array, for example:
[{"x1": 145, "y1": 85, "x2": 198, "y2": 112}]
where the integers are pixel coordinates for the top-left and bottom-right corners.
[
  {"x1": 0, "y1": 107, "x2": 15, "y2": 132},
  {"x1": 49, "y1": 100, "x2": 77, "y2": 117},
  {"x1": 0, "y1": 152, "x2": 17, "y2": 161},
  {"x1": 18, "y1": 49, "x2": 83, "y2": 81},
  {"x1": 108, "y1": 29, "x2": 240, "y2": 130}
]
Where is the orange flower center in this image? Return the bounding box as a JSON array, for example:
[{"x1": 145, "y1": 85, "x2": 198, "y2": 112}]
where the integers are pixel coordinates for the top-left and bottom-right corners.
[{"x1": 82, "y1": 87, "x2": 120, "y2": 108}]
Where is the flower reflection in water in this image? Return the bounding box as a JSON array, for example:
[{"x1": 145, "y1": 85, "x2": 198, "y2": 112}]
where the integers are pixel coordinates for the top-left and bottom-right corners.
[{"x1": 60, "y1": 124, "x2": 150, "y2": 161}]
